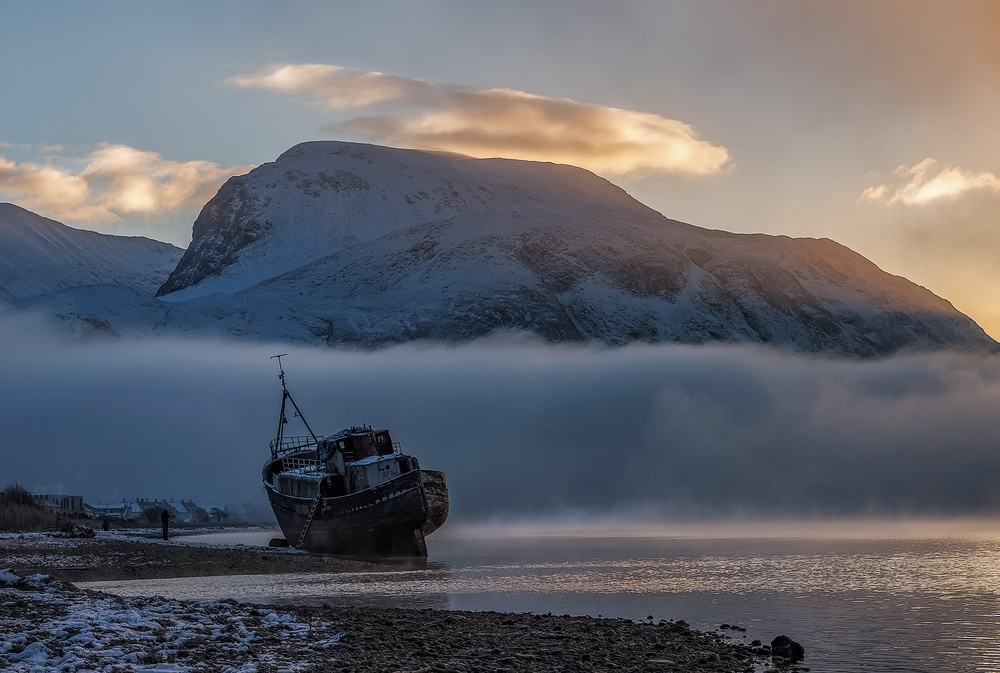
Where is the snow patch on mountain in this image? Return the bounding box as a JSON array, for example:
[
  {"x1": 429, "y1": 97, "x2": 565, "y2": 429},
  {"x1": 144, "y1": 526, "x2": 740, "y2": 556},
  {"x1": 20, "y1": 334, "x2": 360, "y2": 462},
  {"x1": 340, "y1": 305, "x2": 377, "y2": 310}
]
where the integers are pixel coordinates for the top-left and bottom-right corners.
[{"x1": 0, "y1": 203, "x2": 183, "y2": 302}]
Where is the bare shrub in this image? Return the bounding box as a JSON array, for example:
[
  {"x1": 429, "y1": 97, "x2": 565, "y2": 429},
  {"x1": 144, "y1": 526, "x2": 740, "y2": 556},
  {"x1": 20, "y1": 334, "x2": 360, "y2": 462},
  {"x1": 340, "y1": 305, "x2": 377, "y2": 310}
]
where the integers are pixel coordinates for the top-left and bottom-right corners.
[{"x1": 0, "y1": 483, "x2": 36, "y2": 507}]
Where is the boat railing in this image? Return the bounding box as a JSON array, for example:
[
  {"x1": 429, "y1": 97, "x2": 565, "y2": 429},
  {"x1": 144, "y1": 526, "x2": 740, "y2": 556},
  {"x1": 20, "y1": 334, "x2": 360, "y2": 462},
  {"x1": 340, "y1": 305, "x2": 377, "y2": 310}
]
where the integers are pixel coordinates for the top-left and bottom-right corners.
[
  {"x1": 270, "y1": 435, "x2": 320, "y2": 457},
  {"x1": 281, "y1": 455, "x2": 323, "y2": 472},
  {"x1": 271, "y1": 436, "x2": 405, "y2": 458}
]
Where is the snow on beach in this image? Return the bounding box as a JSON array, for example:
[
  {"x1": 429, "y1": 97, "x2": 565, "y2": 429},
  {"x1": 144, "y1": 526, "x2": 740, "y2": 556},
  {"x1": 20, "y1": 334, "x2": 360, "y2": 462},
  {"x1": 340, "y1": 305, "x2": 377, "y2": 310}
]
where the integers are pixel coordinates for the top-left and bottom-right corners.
[
  {"x1": 1, "y1": 532, "x2": 775, "y2": 672},
  {"x1": 1, "y1": 567, "x2": 774, "y2": 673},
  {"x1": 0, "y1": 569, "x2": 342, "y2": 672}
]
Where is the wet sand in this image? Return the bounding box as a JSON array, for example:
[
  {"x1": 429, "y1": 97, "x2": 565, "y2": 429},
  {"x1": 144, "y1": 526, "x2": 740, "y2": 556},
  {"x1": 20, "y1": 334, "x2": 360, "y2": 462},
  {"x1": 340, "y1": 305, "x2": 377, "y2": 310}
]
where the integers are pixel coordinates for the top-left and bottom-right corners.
[{"x1": 0, "y1": 529, "x2": 373, "y2": 582}]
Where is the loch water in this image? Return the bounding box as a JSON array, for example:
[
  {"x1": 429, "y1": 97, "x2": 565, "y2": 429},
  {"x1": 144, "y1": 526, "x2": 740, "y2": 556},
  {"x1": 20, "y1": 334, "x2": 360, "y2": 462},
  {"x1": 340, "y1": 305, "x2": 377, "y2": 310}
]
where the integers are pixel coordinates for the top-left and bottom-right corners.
[{"x1": 82, "y1": 520, "x2": 1000, "y2": 672}]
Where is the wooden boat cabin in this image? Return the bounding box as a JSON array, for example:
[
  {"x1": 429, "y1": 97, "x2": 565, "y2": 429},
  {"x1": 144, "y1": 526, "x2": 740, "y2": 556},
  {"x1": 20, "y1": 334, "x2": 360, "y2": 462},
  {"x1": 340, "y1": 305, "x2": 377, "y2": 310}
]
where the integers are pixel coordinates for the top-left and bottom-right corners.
[{"x1": 270, "y1": 426, "x2": 420, "y2": 500}]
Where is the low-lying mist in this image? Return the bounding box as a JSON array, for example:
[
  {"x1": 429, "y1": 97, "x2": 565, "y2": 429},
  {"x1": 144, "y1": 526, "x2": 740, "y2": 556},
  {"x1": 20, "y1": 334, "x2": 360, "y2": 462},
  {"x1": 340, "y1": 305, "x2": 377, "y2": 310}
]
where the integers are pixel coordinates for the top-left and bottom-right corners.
[{"x1": 3, "y1": 323, "x2": 1000, "y2": 521}]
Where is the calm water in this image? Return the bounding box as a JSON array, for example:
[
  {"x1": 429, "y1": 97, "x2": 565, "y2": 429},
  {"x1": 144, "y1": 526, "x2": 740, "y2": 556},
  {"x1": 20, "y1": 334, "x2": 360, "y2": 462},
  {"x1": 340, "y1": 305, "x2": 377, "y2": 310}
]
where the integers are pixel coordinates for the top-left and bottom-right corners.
[{"x1": 82, "y1": 520, "x2": 1000, "y2": 672}]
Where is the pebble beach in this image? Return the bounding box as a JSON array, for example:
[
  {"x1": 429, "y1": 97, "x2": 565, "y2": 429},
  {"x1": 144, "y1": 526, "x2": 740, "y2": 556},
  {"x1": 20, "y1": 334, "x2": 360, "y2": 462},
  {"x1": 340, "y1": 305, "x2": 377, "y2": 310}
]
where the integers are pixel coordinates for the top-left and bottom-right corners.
[{"x1": 0, "y1": 530, "x2": 795, "y2": 672}]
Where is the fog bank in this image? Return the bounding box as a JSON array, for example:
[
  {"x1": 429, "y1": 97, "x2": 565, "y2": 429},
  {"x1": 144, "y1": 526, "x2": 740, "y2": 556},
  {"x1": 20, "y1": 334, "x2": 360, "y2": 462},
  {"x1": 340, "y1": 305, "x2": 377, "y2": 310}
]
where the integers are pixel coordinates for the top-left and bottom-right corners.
[{"x1": 3, "y1": 328, "x2": 1000, "y2": 519}]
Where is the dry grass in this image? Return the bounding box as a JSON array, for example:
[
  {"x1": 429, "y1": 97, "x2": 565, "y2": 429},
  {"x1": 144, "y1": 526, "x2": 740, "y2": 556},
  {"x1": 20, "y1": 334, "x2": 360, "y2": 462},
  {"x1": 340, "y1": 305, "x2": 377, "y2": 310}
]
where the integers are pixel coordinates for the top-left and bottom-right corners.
[
  {"x1": 0, "y1": 483, "x2": 58, "y2": 532},
  {"x1": 0, "y1": 502, "x2": 55, "y2": 532}
]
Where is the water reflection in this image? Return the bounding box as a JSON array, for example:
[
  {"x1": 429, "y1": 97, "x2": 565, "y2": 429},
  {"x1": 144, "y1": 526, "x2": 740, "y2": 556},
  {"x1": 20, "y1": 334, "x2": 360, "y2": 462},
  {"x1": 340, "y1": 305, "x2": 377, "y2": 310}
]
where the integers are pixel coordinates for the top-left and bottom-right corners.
[
  {"x1": 85, "y1": 568, "x2": 454, "y2": 611},
  {"x1": 81, "y1": 520, "x2": 1000, "y2": 673}
]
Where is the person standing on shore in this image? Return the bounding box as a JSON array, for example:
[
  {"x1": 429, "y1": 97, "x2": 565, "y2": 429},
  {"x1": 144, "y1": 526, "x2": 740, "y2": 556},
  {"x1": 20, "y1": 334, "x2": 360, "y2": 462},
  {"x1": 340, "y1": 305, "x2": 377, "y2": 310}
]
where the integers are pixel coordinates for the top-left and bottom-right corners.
[{"x1": 161, "y1": 509, "x2": 169, "y2": 540}]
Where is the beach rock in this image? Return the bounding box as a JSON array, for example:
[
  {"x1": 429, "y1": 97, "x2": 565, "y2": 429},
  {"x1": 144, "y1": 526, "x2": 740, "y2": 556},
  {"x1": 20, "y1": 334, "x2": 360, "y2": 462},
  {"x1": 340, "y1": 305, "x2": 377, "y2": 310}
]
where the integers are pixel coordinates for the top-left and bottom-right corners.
[
  {"x1": 770, "y1": 634, "x2": 805, "y2": 662},
  {"x1": 56, "y1": 523, "x2": 95, "y2": 538}
]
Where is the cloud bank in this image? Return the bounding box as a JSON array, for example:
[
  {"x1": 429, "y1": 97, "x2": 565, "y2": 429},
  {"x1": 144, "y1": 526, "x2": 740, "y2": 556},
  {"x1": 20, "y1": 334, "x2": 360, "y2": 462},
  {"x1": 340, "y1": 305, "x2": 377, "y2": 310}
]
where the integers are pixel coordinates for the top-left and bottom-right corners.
[
  {"x1": 3, "y1": 330, "x2": 1000, "y2": 521},
  {"x1": 228, "y1": 64, "x2": 730, "y2": 178},
  {"x1": 0, "y1": 144, "x2": 254, "y2": 224},
  {"x1": 861, "y1": 159, "x2": 1000, "y2": 206}
]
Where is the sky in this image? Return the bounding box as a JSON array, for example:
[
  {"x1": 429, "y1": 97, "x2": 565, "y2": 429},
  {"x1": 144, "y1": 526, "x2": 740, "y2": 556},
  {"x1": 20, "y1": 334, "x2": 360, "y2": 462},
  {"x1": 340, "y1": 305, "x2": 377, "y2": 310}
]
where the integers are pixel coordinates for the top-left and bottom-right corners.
[{"x1": 1, "y1": 2, "x2": 998, "y2": 337}]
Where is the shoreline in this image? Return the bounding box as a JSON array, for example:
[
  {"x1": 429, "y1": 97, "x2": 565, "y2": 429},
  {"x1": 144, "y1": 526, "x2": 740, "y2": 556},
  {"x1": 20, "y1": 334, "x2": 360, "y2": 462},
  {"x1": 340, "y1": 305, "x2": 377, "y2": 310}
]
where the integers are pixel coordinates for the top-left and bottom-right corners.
[
  {"x1": 1, "y1": 531, "x2": 796, "y2": 672},
  {"x1": 0, "y1": 528, "x2": 376, "y2": 582}
]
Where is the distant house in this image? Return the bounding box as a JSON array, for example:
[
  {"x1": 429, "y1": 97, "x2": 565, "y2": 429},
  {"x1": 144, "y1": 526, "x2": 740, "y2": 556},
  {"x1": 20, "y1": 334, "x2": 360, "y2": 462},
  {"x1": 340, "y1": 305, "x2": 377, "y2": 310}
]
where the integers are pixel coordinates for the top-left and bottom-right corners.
[
  {"x1": 110, "y1": 498, "x2": 215, "y2": 523},
  {"x1": 80, "y1": 497, "x2": 241, "y2": 523},
  {"x1": 173, "y1": 499, "x2": 211, "y2": 523},
  {"x1": 133, "y1": 498, "x2": 173, "y2": 522},
  {"x1": 171, "y1": 500, "x2": 190, "y2": 521},
  {"x1": 123, "y1": 501, "x2": 145, "y2": 521},
  {"x1": 83, "y1": 502, "x2": 129, "y2": 520},
  {"x1": 32, "y1": 494, "x2": 84, "y2": 515},
  {"x1": 180, "y1": 499, "x2": 210, "y2": 523}
]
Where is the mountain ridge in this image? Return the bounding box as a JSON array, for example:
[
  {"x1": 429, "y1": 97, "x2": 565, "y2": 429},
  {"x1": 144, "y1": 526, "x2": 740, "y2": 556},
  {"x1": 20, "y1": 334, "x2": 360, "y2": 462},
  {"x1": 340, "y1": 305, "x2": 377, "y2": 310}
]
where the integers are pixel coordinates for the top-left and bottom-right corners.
[
  {"x1": 0, "y1": 203, "x2": 183, "y2": 303},
  {"x1": 3, "y1": 142, "x2": 997, "y2": 357},
  {"x1": 156, "y1": 141, "x2": 663, "y2": 299}
]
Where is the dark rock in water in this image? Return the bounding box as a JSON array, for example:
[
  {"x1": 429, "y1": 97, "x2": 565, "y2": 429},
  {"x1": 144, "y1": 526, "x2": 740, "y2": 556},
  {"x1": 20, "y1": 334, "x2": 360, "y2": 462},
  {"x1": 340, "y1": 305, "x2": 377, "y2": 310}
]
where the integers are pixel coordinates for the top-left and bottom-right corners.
[
  {"x1": 770, "y1": 634, "x2": 805, "y2": 662},
  {"x1": 268, "y1": 537, "x2": 289, "y2": 547}
]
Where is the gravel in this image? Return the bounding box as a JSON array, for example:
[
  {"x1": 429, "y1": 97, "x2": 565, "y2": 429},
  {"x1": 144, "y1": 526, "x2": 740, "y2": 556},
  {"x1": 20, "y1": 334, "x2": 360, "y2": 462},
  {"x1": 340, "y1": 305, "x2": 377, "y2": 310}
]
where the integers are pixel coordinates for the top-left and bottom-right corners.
[{"x1": 1, "y1": 531, "x2": 778, "y2": 672}]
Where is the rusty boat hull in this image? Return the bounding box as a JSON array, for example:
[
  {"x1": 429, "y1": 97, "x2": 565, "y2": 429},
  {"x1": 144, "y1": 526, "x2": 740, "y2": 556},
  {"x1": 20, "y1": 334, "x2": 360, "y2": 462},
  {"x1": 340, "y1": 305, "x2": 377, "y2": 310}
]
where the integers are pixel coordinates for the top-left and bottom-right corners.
[{"x1": 263, "y1": 461, "x2": 448, "y2": 557}]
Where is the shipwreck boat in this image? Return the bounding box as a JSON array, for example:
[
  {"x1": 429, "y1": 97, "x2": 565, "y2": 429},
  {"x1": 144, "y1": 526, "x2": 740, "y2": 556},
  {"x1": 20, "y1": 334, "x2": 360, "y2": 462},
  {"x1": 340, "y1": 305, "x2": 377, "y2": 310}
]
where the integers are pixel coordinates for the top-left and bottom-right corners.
[{"x1": 262, "y1": 356, "x2": 448, "y2": 557}]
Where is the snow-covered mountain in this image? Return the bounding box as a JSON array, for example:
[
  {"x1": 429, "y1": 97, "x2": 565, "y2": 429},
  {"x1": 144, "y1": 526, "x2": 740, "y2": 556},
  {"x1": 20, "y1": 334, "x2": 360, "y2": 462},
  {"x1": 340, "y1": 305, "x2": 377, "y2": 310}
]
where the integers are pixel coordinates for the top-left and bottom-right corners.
[
  {"x1": 157, "y1": 143, "x2": 656, "y2": 299},
  {"x1": 7, "y1": 142, "x2": 998, "y2": 356},
  {"x1": 0, "y1": 203, "x2": 183, "y2": 302},
  {"x1": 148, "y1": 141, "x2": 995, "y2": 356}
]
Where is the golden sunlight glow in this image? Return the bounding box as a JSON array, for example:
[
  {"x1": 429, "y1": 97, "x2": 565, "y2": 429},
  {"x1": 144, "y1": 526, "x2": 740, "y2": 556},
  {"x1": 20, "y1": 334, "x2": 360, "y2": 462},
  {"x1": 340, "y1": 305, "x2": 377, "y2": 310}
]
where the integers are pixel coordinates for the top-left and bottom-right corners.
[
  {"x1": 862, "y1": 158, "x2": 1000, "y2": 206},
  {"x1": 227, "y1": 64, "x2": 420, "y2": 110},
  {"x1": 0, "y1": 145, "x2": 255, "y2": 222},
  {"x1": 229, "y1": 64, "x2": 730, "y2": 178}
]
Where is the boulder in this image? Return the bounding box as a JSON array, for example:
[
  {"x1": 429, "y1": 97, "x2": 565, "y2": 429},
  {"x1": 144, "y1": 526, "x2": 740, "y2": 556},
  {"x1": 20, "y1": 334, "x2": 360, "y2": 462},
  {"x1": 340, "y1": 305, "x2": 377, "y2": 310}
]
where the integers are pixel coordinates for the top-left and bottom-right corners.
[{"x1": 770, "y1": 635, "x2": 805, "y2": 662}]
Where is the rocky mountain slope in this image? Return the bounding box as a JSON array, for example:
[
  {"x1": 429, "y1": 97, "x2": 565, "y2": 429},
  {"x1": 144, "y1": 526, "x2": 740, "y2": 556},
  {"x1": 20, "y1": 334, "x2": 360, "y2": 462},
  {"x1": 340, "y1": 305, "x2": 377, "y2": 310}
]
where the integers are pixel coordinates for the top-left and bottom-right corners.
[
  {"x1": 0, "y1": 203, "x2": 183, "y2": 302},
  {"x1": 6, "y1": 142, "x2": 997, "y2": 356},
  {"x1": 157, "y1": 143, "x2": 657, "y2": 299},
  {"x1": 148, "y1": 141, "x2": 995, "y2": 356}
]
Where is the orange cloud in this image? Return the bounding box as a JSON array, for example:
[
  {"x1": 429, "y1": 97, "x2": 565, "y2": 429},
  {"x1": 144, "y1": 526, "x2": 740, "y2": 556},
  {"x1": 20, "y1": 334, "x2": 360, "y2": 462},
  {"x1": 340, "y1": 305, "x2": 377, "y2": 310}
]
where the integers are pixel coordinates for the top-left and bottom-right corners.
[
  {"x1": 862, "y1": 159, "x2": 1000, "y2": 206},
  {"x1": 0, "y1": 144, "x2": 254, "y2": 222},
  {"x1": 227, "y1": 64, "x2": 426, "y2": 110},
  {"x1": 229, "y1": 64, "x2": 730, "y2": 178}
]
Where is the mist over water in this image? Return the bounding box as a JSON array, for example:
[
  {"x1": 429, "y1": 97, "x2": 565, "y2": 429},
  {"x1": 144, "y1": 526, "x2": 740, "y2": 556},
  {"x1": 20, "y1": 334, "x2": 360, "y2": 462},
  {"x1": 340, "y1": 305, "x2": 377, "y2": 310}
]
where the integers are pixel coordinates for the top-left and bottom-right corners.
[{"x1": 3, "y1": 321, "x2": 1000, "y2": 518}]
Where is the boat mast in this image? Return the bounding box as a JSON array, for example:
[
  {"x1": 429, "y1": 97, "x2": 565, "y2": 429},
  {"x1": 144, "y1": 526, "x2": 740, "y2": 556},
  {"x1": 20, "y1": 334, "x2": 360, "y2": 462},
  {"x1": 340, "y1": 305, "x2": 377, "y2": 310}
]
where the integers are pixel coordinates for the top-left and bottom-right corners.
[{"x1": 271, "y1": 354, "x2": 320, "y2": 453}]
